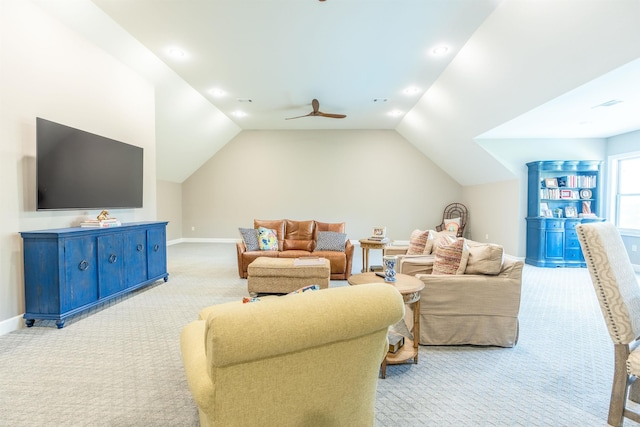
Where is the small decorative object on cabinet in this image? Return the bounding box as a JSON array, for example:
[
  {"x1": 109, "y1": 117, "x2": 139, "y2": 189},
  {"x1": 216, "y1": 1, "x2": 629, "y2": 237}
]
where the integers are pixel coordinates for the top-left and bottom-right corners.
[
  {"x1": 21, "y1": 221, "x2": 169, "y2": 328},
  {"x1": 525, "y1": 160, "x2": 604, "y2": 267}
]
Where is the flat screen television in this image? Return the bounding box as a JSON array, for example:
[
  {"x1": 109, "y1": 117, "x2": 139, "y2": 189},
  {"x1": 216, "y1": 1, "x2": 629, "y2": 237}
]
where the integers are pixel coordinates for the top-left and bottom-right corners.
[{"x1": 36, "y1": 117, "x2": 144, "y2": 211}]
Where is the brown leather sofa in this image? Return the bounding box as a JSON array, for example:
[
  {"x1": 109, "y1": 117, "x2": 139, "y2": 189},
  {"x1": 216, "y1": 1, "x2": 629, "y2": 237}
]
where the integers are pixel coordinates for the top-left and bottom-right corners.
[{"x1": 236, "y1": 219, "x2": 354, "y2": 280}]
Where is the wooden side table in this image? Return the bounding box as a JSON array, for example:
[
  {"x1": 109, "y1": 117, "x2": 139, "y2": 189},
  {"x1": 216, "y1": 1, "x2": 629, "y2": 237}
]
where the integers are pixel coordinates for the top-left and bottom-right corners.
[
  {"x1": 347, "y1": 272, "x2": 424, "y2": 378},
  {"x1": 358, "y1": 239, "x2": 389, "y2": 273}
]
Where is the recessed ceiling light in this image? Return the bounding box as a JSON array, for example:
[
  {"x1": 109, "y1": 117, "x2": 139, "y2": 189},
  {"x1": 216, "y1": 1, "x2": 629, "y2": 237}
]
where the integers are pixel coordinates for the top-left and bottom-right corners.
[
  {"x1": 210, "y1": 88, "x2": 225, "y2": 97},
  {"x1": 388, "y1": 110, "x2": 404, "y2": 117},
  {"x1": 403, "y1": 87, "x2": 420, "y2": 95},
  {"x1": 231, "y1": 110, "x2": 247, "y2": 118},
  {"x1": 431, "y1": 45, "x2": 449, "y2": 56},
  {"x1": 168, "y1": 47, "x2": 186, "y2": 59}
]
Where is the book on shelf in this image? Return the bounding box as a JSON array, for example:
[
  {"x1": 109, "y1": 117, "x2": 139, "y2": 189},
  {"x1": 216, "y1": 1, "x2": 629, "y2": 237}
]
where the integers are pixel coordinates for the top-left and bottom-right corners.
[
  {"x1": 388, "y1": 332, "x2": 405, "y2": 354},
  {"x1": 80, "y1": 219, "x2": 121, "y2": 228},
  {"x1": 368, "y1": 237, "x2": 389, "y2": 243},
  {"x1": 293, "y1": 257, "x2": 326, "y2": 266}
]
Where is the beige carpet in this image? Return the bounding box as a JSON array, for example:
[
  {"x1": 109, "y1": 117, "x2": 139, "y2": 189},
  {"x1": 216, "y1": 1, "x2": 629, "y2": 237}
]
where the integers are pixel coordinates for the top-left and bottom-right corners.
[{"x1": 0, "y1": 242, "x2": 638, "y2": 426}]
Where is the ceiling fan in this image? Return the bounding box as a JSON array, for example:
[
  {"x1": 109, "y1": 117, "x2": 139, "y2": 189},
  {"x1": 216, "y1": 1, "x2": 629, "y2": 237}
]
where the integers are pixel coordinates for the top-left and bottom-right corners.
[{"x1": 285, "y1": 99, "x2": 346, "y2": 120}]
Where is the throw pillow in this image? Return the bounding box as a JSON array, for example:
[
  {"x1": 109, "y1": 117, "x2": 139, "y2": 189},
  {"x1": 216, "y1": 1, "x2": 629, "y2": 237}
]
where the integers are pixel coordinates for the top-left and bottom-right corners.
[
  {"x1": 238, "y1": 227, "x2": 260, "y2": 251},
  {"x1": 429, "y1": 231, "x2": 457, "y2": 255},
  {"x1": 422, "y1": 230, "x2": 437, "y2": 255},
  {"x1": 315, "y1": 231, "x2": 347, "y2": 251},
  {"x1": 443, "y1": 217, "x2": 461, "y2": 235},
  {"x1": 407, "y1": 229, "x2": 430, "y2": 255},
  {"x1": 432, "y1": 238, "x2": 469, "y2": 275},
  {"x1": 257, "y1": 227, "x2": 279, "y2": 251},
  {"x1": 465, "y1": 242, "x2": 504, "y2": 275}
]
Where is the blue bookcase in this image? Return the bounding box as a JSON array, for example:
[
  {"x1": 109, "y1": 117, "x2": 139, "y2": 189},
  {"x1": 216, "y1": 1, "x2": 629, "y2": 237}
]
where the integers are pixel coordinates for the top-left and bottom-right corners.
[
  {"x1": 21, "y1": 221, "x2": 168, "y2": 328},
  {"x1": 525, "y1": 161, "x2": 604, "y2": 267}
]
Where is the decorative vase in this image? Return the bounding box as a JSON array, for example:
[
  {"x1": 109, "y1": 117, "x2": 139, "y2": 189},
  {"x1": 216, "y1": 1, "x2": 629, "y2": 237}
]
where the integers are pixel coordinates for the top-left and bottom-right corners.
[{"x1": 383, "y1": 255, "x2": 397, "y2": 283}]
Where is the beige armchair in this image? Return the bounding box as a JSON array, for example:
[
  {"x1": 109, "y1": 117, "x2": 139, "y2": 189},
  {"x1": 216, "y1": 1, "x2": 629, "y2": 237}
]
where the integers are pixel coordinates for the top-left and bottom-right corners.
[
  {"x1": 577, "y1": 222, "x2": 640, "y2": 426},
  {"x1": 385, "y1": 241, "x2": 523, "y2": 347},
  {"x1": 180, "y1": 284, "x2": 405, "y2": 427}
]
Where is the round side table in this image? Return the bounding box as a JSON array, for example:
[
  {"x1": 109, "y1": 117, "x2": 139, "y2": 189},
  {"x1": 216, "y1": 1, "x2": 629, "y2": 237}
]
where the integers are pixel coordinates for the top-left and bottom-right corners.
[
  {"x1": 347, "y1": 272, "x2": 425, "y2": 378},
  {"x1": 358, "y1": 239, "x2": 389, "y2": 273}
]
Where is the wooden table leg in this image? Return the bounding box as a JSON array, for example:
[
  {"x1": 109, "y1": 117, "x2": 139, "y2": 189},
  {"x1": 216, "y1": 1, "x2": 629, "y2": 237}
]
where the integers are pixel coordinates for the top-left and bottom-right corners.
[
  {"x1": 361, "y1": 247, "x2": 369, "y2": 273},
  {"x1": 412, "y1": 299, "x2": 420, "y2": 364}
]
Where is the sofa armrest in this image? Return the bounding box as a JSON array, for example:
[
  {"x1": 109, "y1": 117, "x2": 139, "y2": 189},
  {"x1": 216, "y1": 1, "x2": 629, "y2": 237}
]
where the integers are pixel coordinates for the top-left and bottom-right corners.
[
  {"x1": 236, "y1": 241, "x2": 247, "y2": 278},
  {"x1": 344, "y1": 239, "x2": 355, "y2": 278}
]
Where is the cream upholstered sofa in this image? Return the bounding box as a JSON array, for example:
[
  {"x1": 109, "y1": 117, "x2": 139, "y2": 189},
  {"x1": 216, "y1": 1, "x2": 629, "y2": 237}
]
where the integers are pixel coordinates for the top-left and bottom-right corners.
[
  {"x1": 180, "y1": 284, "x2": 404, "y2": 427},
  {"x1": 385, "y1": 233, "x2": 523, "y2": 347}
]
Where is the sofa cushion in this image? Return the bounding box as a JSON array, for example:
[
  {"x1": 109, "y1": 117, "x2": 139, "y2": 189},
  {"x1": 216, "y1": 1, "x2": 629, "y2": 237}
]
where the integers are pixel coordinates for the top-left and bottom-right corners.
[
  {"x1": 432, "y1": 238, "x2": 469, "y2": 275},
  {"x1": 315, "y1": 221, "x2": 346, "y2": 233},
  {"x1": 257, "y1": 227, "x2": 279, "y2": 251},
  {"x1": 315, "y1": 231, "x2": 347, "y2": 251},
  {"x1": 407, "y1": 229, "x2": 430, "y2": 255},
  {"x1": 239, "y1": 227, "x2": 260, "y2": 251},
  {"x1": 465, "y1": 241, "x2": 504, "y2": 275},
  {"x1": 284, "y1": 220, "x2": 315, "y2": 251}
]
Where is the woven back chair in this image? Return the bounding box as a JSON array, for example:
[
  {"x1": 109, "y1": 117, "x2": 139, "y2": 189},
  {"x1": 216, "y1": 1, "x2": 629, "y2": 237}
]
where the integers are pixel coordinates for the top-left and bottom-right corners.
[
  {"x1": 435, "y1": 202, "x2": 468, "y2": 237},
  {"x1": 577, "y1": 222, "x2": 640, "y2": 426}
]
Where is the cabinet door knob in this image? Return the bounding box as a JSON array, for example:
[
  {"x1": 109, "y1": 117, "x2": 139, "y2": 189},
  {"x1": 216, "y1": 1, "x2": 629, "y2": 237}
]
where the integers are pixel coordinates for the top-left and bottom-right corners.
[
  {"x1": 78, "y1": 260, "x2": 89, "y2": 271},
  {"x1": 109, "y1": 254, "x2": 117, "y2": 264},
  {"x1": 154, "y1": 244, "x2": 160, "y2": 252},
  {"x1": 136, "y1": 244, "x2": 143, "y2": 252}
]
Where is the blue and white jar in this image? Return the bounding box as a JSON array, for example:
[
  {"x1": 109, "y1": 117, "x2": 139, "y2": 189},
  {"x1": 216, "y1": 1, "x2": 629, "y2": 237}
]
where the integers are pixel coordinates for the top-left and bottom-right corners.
[{"x1": 383, "y1": 255, "x2": 397, "y2": 283}]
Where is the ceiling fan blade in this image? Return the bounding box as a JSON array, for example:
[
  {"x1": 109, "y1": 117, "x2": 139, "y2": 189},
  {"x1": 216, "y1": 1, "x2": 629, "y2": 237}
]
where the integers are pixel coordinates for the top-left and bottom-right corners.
[
  {"x1": 285, "y1": 112, "x2": 313, "y2": 120},
  {"x1": 318, "y1": 112, "x2": 347, "y2": 119}
]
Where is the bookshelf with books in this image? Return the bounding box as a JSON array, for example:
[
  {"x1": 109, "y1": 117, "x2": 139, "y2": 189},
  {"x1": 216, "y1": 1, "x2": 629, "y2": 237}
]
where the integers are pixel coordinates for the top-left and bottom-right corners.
[{"x1": 526, "y1": 160, "x2": 604, "y2": 268}]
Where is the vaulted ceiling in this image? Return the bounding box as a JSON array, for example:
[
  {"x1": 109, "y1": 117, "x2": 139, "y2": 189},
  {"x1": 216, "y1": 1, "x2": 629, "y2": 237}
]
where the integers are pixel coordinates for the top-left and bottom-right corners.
[{"x1": 33, "y1": 0, "x2": 640, "y2": 184}]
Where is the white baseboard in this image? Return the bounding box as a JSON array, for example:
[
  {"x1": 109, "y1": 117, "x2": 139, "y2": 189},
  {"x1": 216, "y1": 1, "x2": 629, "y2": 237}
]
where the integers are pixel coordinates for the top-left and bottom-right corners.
[{"x1": 0, "y1": 315, "x2": 25, "y2": 337}]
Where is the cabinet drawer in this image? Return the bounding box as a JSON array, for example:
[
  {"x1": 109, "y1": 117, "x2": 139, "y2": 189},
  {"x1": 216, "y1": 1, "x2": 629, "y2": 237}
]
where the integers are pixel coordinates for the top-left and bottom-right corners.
[
  {"x1": 546, "y1": 220, "x2": 564, "y2": 229},
  {"x1": 565, "y1": 248, "x2": 583, "y2": 261}
]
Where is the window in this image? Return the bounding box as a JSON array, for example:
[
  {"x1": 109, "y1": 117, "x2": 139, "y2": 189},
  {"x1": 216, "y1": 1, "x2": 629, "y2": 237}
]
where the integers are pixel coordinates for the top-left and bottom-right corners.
[{"x1": 610, "y1": 153, "x2": 640, "y2": 231}]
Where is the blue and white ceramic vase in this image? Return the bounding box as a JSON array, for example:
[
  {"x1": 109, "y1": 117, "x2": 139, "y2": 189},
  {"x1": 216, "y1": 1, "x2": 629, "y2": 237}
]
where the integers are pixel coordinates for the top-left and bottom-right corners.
[{"x1": 383, "y1": 255, "x2": 397, "y2": 283}]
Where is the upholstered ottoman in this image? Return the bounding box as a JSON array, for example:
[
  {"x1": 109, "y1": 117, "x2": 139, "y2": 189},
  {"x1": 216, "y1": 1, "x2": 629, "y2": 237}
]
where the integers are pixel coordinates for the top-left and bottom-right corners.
[{"x1": 247, "y1": 257, "x2": 331, "y2": 295}]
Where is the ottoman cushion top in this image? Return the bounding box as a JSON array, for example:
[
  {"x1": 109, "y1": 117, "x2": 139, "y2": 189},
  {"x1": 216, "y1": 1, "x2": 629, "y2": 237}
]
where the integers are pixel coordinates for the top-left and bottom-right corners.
[{"x1": 248, "y1": 257, "x2": 330, "y2": 278}]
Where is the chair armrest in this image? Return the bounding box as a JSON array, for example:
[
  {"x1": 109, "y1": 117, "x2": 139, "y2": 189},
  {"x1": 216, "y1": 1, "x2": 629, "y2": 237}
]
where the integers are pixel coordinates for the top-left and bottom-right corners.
[
  {"x1": 180, "y1": 320, "x2": 215, "y2": 412},
  {"x1": 384, "y1": 245, "x2": 409, "y2": 256}
]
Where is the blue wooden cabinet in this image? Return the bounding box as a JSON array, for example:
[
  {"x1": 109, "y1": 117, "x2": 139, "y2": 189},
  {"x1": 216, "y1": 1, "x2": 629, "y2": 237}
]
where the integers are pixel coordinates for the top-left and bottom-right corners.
[
  {"x1": 525, "y1": 161, "x2": 603, "y2": 267},
  {"x1": 21, "y1": 221, "x2": 168, "y2": 328}
]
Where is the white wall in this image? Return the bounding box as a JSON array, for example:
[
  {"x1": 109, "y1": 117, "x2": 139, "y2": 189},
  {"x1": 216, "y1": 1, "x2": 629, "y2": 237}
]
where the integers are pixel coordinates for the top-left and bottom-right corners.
[
  {"x1": 0, "y1": 1, "x2": 157, "y2": 333},
  {"x1": 157, "y1": 180, "x2": 183, "y2": 243},
  {"x1": 607, "y1": 130, "x2": 640, "y2": 156},
  {"x1": 181, "y1": 130, "x2": 463, "y2": 244}
]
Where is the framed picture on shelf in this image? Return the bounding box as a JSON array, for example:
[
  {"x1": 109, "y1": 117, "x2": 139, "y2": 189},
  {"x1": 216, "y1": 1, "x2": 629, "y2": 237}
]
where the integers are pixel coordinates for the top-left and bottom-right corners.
[
  {"x1": 564, "y1": 206, "x2": 577, "y2": 218},
  {"x1": 541, "y1": 209, "x2": 553, "y2": 218},
  {"x1": 544, "y1": 178, "x2": 558, "y2": 188},
  {"x1": 560, "y1": 189, "x2": 573, "y2": 199},
  {"x1": 371, "y1": 226, "x2": 386, "y2": 238}
]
